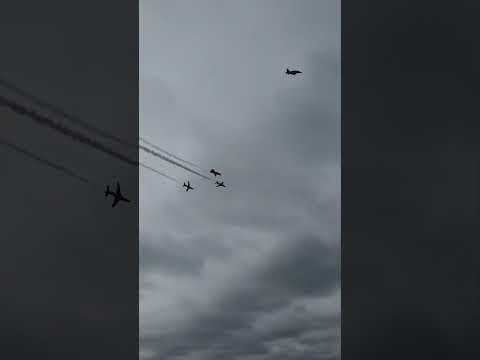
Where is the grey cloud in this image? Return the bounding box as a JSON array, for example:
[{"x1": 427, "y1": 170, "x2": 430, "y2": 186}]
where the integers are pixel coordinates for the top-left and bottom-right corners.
[
  {"x1": 257, "y1": 235, "x2": 340, "y2": 298},
  {"x1": 140, "y1": 231, "x2": 233, "y2": 276},
  {"x1": 141, "y1": 234, "x2": 339, "y2": 359},
  {"x1": 140, "y1": 0, "x2": 339, "y2": 359},
  {"x1": 140, "y1": 235, "x2": 203, "y2": 276},
  {"x1": 140, "y1": 75, "x2": 177, "y2": 130}
]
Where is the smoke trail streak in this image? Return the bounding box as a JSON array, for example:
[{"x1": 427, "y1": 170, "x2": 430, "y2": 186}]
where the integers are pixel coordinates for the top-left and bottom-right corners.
[
  {"x1": 0, "y1": 137, "x2": 92, "y2": 186},
  {"x1": 0, "y1": 77, "x2": 137, "y2": 149},
  {"x1": 0, "y1": 95, "x2": 185, "y2": 184},
  {"x1": 139, "y1": 162, "x2": 181, "y2": 184},
  {"x1": 139, "y1": 136, "x2": 206, "y2": 173},
  {"x1": 0, "y1": 95, "x2": 140, "y2": 167},
  {"x1": 139, "y1": 144, "x2": 213, "y2": 181},
  {"x1": 0, "y1": 80, "x2": 213, "y2": 181}
]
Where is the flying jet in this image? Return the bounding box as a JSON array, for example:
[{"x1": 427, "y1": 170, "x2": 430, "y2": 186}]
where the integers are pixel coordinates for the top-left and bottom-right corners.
[
  {"x1": 215, "y1": 181, "x2": 226, "y2": 188},
  {"x1": 285, "y1": 68, "x2": 302, "y2": 75},
  {"x1": 183, "y1": 181, "x2": 194, "y2": 192},
  {"x1": 105, "y1": 182, "x2": 130, "y2": 207},
  {"x1": 210, "y1": 168, "x2": 221, "y2": 177}
]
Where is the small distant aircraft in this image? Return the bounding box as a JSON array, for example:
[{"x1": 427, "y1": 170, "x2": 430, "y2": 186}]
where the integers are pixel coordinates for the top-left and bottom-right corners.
[
  {"x1": 183, "y1": 181, "x2": 194, "y2": 192},
  {"x1": 286, "y1": 68, "x2": 302, "y2": 75},
  {"x1": 210, "y1": 169, "x2": 221, "y2": 177},
  {"x1": 105, "y1": 182, "x2": 130, "y2": 207},
  {"x1": 215, "y1": 181, "x2": 226, "y2": 188}
]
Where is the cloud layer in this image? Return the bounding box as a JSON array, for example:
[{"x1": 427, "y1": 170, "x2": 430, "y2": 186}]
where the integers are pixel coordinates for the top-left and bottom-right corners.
[{"x1": 140, "y1": 1, "x2": 340, "y2": 359}]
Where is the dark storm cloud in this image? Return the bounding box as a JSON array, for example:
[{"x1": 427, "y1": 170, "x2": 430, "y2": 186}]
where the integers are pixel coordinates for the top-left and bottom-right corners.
[
  {"x1": 256, "y1": 235, "x2": 340, "y2": 298},
  {"x1": 211, "y1": 235, "x2": 339, "y2": 314},
  {"x1": 140, "y1": 0, "x2": 339, "y2": 359},
  {"x1": 140, "y1": 230, "x2": 233, "y2": 276},
  {"x1": 140, "y1": 237, "x2": 203, "y2": 276},
  {"x1": 141, "y1": 234, "x2": 339, "y2": 360}
]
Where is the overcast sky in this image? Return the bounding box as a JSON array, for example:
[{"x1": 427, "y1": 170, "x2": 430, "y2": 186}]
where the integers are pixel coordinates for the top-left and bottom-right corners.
[{"x1": 139, "y1": 1, "x2": 340, "y2": 359}]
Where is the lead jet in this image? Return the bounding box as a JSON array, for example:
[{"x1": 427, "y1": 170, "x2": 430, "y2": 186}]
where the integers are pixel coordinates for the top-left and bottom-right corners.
[
  {"x1": 215, "y1": 181, "x2": 226, "y2": 188},
  {"x1": 210, "y1": 168, "x2": 221, "y2": 177},
  {"x1": 105, "y1": 182, "x2": 130, "y2": 207},
  {"x1": 285, "y1": 68, "x2": 302, "y2": 75},
  {"x1": 183, "y1": 181, "x2": 194, "y2": 192}
]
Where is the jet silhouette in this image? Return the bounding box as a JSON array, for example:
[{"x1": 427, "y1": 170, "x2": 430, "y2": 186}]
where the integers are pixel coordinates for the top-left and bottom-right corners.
[
  {"x1": 183, "y1": 181, "x2": 194, "y2": 192},
  {"x1": 215, "y1": 181, "x2": 226, "y2": 188},
  {"x1": 210, "y1": 168, "x2": 221, "y2": 177},
  {"x1": 105, "y1": 182, "x2": 130, "y2": 207},
  {"x1": 286, "y1": 68, "x2": 302, "y2": 75}
]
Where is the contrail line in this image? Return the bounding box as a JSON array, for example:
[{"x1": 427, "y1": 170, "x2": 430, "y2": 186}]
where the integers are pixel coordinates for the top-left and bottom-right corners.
[
  {"x1": 0, "y1": 95, "x2": 179, "y2": 183},
  {"x1": 139, "y1": 136, "x2": 206, "y2": 173},
  {"x1": 0, "y1": 95, "x2": 137, "y2": 166},
  {"x1": 139, "y1": 161, "x2": 180, "y2": 184},
  {"x1": 0, "y1": 77, "x2": 136, "y2": 149},
  {"x1": 0, "y1": 137, "x2": 92, "y2": 186},
  {"x1": 139, "y1": 144, "x2": 212, "y2": 181},
  {"x1": 0, "y1": 79, "x2": 212, "y2": 180}
]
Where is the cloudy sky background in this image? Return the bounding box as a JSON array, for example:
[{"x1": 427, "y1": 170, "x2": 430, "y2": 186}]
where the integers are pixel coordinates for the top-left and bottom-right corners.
[{"x1": 139, "y1": 1, "x2": 340, "y2": 359}]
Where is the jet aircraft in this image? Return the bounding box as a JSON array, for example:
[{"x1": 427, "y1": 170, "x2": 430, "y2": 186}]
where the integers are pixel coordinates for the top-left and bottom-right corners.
[
  {"x1": 105, "y1": 182, "x2": 130, "y2": 207},
  {"x1": 183, "y1": 181, "x2": 194, "y2": 192},
  {"x1": 210, "y1": 169, "x2": 221, "y2": 177},
  {"x1": 285, "y1": 68, "x2": 302, "y2": 75}
]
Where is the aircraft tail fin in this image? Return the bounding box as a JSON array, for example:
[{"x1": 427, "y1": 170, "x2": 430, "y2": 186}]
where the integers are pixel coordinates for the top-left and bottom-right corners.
[{"x1": 105, "y1": 185, "x2": 110, "y2": 196}]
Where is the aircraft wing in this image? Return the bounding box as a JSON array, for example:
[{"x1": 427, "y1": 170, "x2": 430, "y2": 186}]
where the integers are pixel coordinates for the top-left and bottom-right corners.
[{"x1": 112, "y1": 197, "x2": 120, "y2": 207}]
